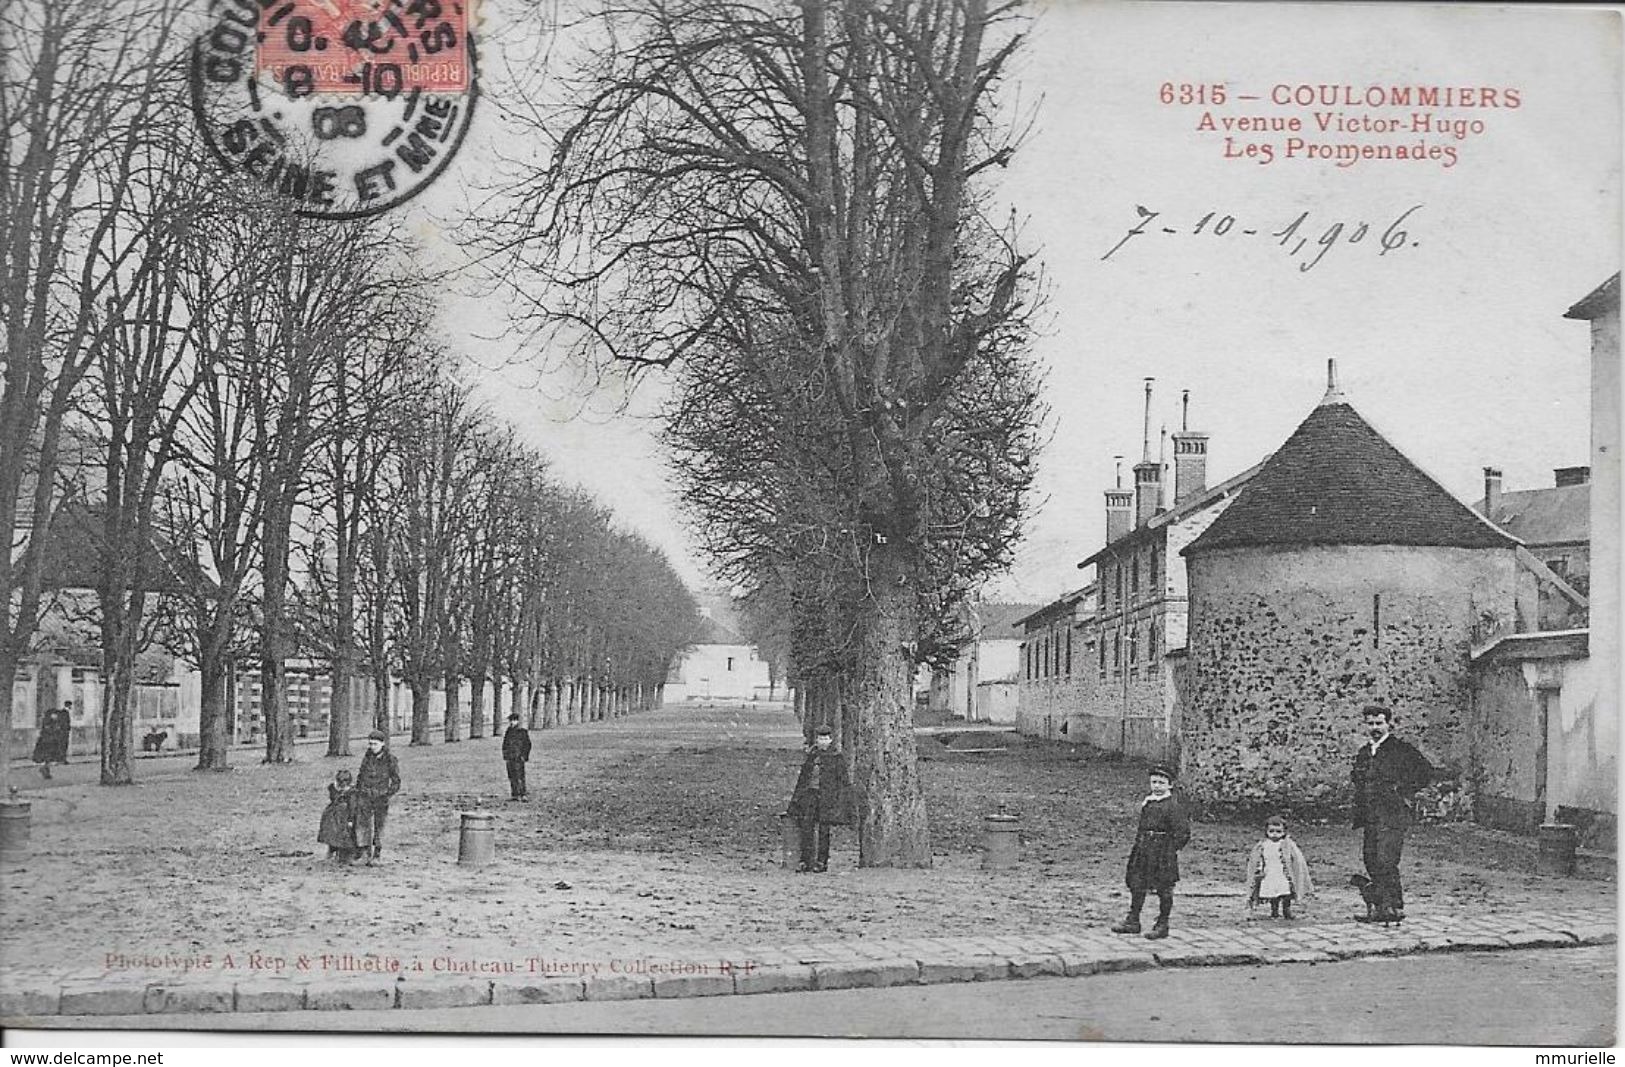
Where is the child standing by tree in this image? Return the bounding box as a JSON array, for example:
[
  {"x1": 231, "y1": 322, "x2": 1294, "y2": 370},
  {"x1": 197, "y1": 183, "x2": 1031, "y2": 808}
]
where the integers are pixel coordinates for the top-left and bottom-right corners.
[
  {"x1": 1110, "y1": 765, "x2": 1190, "y2": 940},
  {"x1": 317, "y1": 769, "x2": 360, "y2": 863},
  {"x1": 1246, "y1": 814, "x2": 1315, "y2": 919}
]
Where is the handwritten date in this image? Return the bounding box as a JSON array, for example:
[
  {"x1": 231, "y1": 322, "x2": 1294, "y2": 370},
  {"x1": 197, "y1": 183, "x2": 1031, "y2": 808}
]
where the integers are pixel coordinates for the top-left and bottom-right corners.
[{"x1": 1102, "y1": 204, "x2": 1422, "y2": 273}]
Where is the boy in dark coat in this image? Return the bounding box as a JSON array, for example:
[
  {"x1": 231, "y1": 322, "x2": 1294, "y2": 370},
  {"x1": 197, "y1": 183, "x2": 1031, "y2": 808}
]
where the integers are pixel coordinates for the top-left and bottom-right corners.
[
  {"x1": 1111, "y1": 764, "x2": 1191, "y2": 940},
  {"x1": 355, "y1": 729, "x2": 401, "y2": 864},
  {"x1": 1350, "y1": 704, "x2": 1435, "y2": 923},
  {"x1": 786, "y1": 725, "x2": 853, "y2": 873},
  {"x1": 501, "y1": 713, "x2": 532, "y2": 801}
]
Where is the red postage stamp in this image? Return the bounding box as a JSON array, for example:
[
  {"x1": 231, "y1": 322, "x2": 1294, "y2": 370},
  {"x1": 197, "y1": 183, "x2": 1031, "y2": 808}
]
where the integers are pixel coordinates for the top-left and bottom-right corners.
[{"x1": 254, "y1": 0, "x2": 471, "y2": 96}]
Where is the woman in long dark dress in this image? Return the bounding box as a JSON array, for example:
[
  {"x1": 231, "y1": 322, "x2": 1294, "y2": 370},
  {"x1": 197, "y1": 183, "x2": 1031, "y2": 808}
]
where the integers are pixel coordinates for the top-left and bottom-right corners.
[
  {"x1": 31, "y1": 705, "x2": 71, "y2": 779},
  {"x1": 317, "y1": 770, "x2": 360, "y2": 863}
]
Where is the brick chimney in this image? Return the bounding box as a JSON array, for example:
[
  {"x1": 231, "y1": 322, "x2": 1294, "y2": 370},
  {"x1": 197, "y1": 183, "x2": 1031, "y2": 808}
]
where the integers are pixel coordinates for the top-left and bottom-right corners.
[
  {"x1": 1481, "y1": 466, "x2": 1502, "y2": 518},
  {"x1": 1171, "y1": 389, "x2": 1209, "y2": 505},
  {"x1": 1554, "y1": 465, "x2": 1591, "y2": 487},
  {"x1": 1134, "y1": 378, "x2": 1161, "y2": 527},
  {"x1": 1104, "y1": 456, "x2": 1132, "y2": 543},
  {"x1": 1134, "y1": 460, "x2": 1162, "y2": 527}
]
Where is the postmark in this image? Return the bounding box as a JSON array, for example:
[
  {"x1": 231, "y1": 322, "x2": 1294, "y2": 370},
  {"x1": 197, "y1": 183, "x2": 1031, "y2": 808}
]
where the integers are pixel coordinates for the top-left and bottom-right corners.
[{"x1": 190, "y1": 0, "x2": 479, "y2": 219}]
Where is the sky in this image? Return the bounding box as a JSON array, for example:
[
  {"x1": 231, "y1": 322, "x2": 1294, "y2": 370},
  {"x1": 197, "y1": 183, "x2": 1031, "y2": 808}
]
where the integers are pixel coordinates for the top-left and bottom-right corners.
[{"x1": 418, "y1": 1, "x2": 1622, "y2": 606}]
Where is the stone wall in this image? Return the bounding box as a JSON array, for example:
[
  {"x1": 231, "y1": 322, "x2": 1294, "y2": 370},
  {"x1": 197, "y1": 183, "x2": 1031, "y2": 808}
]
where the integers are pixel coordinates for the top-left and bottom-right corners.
[{"x1": 1183, "y1": 543, "x2": 1517, "y2": 809}]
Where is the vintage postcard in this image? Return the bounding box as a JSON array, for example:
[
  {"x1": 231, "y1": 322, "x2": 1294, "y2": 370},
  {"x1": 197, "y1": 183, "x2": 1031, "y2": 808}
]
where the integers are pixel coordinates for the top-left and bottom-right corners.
[{"x1": 0, "y1": 0, "x2": 1616, "y2": 1049}]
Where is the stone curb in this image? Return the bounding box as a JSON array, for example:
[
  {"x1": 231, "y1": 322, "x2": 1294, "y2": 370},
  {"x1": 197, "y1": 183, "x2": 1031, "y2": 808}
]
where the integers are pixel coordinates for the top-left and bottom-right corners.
[{"x1": 2, "y1": 913, "x2": 1613, "y2": 1020}]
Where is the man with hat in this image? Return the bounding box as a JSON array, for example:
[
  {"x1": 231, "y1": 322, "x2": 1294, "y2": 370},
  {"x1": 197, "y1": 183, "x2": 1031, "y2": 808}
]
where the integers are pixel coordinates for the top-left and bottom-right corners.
[
  {"x1": 501, "y1": 712, "x2": 532, "y2": 801},
  {"x1": 786, "y1": 725, "x2": 853, "y2": 873},
  {"x1": 1351, "y1": 704, "x2": 1435, "y2": 923},
  {"x1": 355, "y1": 728, "x2": 401, "y2": 864}
]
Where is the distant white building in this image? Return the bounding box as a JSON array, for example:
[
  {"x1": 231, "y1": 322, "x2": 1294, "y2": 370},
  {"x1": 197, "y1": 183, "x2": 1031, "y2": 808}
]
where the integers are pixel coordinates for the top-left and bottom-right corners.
[
  {"x1": 928, "y1": 602, "x2": 1038, "y2": 724},
  {"x1": 664, "y1": 598, "x2": 777, "y2": 703}
]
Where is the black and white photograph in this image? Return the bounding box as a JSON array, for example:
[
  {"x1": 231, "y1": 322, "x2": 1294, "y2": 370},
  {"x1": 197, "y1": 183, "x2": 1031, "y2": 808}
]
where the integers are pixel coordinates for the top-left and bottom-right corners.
[{"x1": 0, "y1": 0, "x2": 1617, "y2": 1050}]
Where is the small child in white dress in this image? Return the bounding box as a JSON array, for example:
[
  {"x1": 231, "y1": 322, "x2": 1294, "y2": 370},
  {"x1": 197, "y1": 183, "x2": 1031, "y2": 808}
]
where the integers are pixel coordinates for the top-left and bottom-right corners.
[{"x1": 1246, "y1": 814, "x2": 1314, "y2": 919}]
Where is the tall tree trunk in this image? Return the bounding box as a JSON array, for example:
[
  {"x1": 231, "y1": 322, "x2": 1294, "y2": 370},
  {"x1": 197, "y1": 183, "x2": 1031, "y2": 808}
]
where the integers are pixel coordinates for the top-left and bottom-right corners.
[
  {"x1": 196, "y1": 647, "x2": 231, "y2": 771},
  {"x1": 329, "y1": 524, "x2": 356, "y2": 757},
  {"x1": 468, "y1": 672, "x2": 487, "y2": 738},
  {"x1": 444, "y1": 670, "x2": 462, "y2": 742},
  {"x1": 371, "y1": 665, "x2": 391, "y2": 732},
  {"x1": 410, "y1": 678, "x2": 432, "y2": 745},
  {"x1": 851, "y1": 553, "x2": 929, "y2": 868},
  {"x1": 97, "y1": 587, "x2": 142, "y2": 786},
  {"x1": 490, "y1": 675, "x2": 504, "y2": 729},
  {"x1": 99, "y1": 667, "x2": 136, "y2": 787},
  {"x1": 0, "y1": 642, "x2": 17, "y2": 796},
  {"x1": 261, "y1": 505, "x2": 293, "y2": 763}
]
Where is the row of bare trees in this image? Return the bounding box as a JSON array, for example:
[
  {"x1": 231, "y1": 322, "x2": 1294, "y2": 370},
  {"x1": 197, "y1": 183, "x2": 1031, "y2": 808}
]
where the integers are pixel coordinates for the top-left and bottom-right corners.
[
  {"x1": 481, "y1": 0, "x2": 1045, "y2": 866},
  {"x1": 1, "y1": 0, "x2": 702, "y2": 790}
]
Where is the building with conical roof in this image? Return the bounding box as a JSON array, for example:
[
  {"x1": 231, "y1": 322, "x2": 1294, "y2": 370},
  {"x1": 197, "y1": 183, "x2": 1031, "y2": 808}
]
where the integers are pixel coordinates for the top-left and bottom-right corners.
[{"x1": 1179, "y1": 361, "x2": 1521, "y2": 807}]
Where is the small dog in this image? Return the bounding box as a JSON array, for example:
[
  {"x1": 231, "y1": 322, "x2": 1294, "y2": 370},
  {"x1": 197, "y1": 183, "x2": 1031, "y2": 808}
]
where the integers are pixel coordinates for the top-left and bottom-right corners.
[{"x1": 1349, "y1": 874, "x2": 1401, "y2": 924}]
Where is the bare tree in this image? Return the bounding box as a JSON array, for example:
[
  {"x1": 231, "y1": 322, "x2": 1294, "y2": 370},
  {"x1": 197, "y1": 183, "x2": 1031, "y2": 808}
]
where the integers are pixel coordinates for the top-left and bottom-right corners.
[
  {"x1": 249, "y1": 215, "x2": 407, "y2": 763},
  {"x1": 479, "y1": 0, "x2": 1040, "y2": 864},
  {"x1": 83, "y1": 120, "x2": 221, "y2": 784},
  {"x1": 300, "y1": 282, "x2": 426, "y2": 756},
  {"x1": 385, "y1": 368, "x2": 488, "y2": 745},
  {"x1": 0, "y1": 0, "x2": 188, "y2": 792}
]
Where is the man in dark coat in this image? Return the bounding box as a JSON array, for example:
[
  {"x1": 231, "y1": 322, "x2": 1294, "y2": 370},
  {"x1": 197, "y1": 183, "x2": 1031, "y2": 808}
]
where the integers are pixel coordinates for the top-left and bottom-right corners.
[
  {"x1": 501, "y1": 713, "x2": 532, "y2": 801},
  {"x1": 1351, "y1": 704, "x2": 1435, "y2": 922},
  {"x1": 786, "y1": 725, "x2": 853, "y2": 873},
  {"x1": 355, "y1": 728, "x2": 402, "y2": 864},
  {"x1": 31, "y1": 703, "x2": 72, "y2": 779}
]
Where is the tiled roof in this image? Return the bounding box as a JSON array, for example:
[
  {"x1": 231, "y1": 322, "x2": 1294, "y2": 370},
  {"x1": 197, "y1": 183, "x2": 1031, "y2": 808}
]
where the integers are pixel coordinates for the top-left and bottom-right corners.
[
  {"x1": 694, "y1": 616, "x2": 747, "y2": 645},
  {"x1": 970, "y1": 602, "x2": 1044, "y2": 639},
  {"x1": 33, "y1": 501, "x2": 190, "y2": 593},
  {"x1": 1477, "y1": 484, "x2": 1589, "y2": 547},
  {"x1": 1185, "y1": 400, "x2": 1516, "y2": 554},
  {"x1": 1013, "y1": 585, "x2": 1096, "y2": 629}
]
